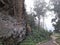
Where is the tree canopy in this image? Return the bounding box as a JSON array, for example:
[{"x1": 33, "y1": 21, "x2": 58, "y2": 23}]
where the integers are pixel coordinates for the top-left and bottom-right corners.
[{"x1": 50, "y1": 0, "x2": 60, "y2": 32}]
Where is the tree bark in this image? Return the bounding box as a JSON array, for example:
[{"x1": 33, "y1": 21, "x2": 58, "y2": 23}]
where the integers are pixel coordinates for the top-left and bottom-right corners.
[{"x1": 0, "y1": 0, "x2": 26, "y2": 45}]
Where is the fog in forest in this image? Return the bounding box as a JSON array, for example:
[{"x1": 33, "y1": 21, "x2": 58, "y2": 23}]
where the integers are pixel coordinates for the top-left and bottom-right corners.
[
  {"x1": 25, "y1": 0, "x2": 55, "y2": 31},
  {"x1": 0, "y1": 0, "x2": 60, "y2": 45}
]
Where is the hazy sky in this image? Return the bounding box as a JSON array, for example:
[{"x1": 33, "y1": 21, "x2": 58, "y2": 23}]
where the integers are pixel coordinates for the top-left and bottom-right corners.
[
  {"x1": 25, "y1": 0, "x2": 34, "y2": 13},
  {"x1": 25, "y1": 0, "x2": 55, "y2": 31}
]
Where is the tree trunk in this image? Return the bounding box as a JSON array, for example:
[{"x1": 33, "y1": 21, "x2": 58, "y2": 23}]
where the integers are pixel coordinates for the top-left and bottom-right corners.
[
  {"x1": 0, "y1": 0, "x2": 26, "y2": 45},
  {"x1": 38, "y1": 15, "x2": 40, "y2": 30}
]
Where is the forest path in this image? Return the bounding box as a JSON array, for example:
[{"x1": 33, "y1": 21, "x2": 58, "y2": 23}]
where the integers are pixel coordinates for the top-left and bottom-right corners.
[
  {"x1": 36, "y1": 34, "x2": 59, "y2": 45},
  {"x1": 36, "y1": 40, "x2": 58, "y2": 45}
]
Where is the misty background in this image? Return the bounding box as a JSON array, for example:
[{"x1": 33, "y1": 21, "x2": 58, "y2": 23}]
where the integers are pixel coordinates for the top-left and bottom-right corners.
[{"x1": 25, "y1": 0, "x2": 55, "y2": 31}]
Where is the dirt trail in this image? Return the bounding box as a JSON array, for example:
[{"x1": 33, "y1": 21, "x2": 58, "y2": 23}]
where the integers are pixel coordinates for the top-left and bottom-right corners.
[
  {"x1": 36, "y1": 35, "x2": 59, "y2": 45},
  {"x1": 37, "y1": 40, "x2": 57, "y2": 45}
]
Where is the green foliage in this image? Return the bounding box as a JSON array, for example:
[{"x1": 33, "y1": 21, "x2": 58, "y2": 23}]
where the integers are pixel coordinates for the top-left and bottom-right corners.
[
  {"x1": 20, "y1": 12, "x2": 52, "y2": 45},
  {"x1": 19, "y1": 26, "x2": 51, "y2": 45}
]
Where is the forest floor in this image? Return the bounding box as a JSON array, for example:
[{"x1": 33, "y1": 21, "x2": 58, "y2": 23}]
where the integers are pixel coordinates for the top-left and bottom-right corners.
[{"x1": 36, "y1": 33, "x2": 60, "y2": 45}]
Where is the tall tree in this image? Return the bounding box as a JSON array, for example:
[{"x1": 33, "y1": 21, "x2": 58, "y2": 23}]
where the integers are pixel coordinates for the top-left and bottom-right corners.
[
  {"x1": 0, "y1": 0, "x2": 26, "y2": 45},
  {"x1": 34, "y1": 0, "x2": 46, "y2": 30}
]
